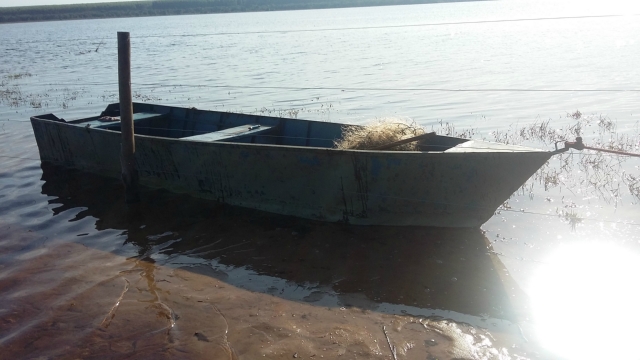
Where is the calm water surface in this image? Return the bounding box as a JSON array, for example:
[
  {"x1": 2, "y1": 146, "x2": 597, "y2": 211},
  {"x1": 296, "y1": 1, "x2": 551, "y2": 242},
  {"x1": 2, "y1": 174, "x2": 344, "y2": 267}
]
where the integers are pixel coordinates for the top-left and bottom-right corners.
[{"x1": 1, "y1": 1, "x2": 640, "y2": 359}]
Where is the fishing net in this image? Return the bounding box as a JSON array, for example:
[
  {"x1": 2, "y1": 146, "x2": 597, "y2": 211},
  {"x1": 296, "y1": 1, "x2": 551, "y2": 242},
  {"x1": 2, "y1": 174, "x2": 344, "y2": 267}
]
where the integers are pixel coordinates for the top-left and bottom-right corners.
[{"x1": 334, "y1": 118, "x2": 427, "y2": 151}]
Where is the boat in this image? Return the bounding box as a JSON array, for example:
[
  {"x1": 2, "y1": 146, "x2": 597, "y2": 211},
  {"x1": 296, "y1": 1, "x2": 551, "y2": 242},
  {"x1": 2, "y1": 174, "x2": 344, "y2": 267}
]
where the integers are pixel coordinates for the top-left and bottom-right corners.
[{"x1": 30, "y1": 102, "x2": 553, "y2": 227}]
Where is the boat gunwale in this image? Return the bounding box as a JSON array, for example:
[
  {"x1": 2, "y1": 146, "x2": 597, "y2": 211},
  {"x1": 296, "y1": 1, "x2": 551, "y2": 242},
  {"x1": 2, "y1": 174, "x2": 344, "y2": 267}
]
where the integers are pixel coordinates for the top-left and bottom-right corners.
[{"x1": 30, "y1": 114, "x2": 552, "y2": 155}]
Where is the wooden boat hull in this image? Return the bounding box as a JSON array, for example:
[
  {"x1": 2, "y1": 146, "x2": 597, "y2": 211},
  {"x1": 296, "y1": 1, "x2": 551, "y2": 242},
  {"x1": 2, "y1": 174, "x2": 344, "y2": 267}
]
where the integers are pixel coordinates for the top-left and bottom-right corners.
[{"x1": 31, "y1": 104, "x2": 551, "y2": 227}]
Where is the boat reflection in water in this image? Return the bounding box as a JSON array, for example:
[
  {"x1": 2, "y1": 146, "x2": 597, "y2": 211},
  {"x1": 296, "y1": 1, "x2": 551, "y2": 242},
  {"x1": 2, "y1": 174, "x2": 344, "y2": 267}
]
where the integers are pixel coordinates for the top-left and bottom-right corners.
[
  {"x1": 41, "y1": 164, "x2": 521, "y2": 324},
  {"x1": 26, "y1": 164, "x2": 548, "y2": 359},
  {"x1": 531, "y1": 242, "x2": 640, "y2": 360}
]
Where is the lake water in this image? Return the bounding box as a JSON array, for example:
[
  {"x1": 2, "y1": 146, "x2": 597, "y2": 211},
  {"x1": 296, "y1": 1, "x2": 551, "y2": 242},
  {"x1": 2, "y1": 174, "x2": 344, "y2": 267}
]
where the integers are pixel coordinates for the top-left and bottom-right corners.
[{"x1": 1, "y1": 1, "x2": 640, "y2": 359}]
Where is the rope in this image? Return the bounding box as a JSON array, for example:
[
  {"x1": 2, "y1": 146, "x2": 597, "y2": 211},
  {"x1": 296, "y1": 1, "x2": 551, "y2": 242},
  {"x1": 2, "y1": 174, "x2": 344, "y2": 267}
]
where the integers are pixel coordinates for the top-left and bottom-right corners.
[
  {"x1": 2, "y1": 119, "x2": 638, "y2": 157},
  {"x1": 8, "y1": 13, "x2": 639, "y2": 44},
  {"x1": 557, "y1": 137, "x2": 640, "y2": 158},
  {"x1": 40, "y1": 82, "x2": 640, "y2": 93},
  {"x1": 0, "y1": 121, "x2": 569, "y2": 152},
  {"x1": 583, "y1": 145, "x2": 640, "y2": 158},
  {"x1": 6, "y1": 80, "x2": 639, "y2": 92}
]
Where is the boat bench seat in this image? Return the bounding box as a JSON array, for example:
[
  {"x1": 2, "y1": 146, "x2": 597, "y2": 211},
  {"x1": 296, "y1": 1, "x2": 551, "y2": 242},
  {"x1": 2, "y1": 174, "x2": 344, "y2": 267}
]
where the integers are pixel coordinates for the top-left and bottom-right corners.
[
  {"x1": 80, "y1": 112, "x2": 168, "y2": 129},
  {"x1": 183, "y1": 124, "x2": 274, "y2": 142}
]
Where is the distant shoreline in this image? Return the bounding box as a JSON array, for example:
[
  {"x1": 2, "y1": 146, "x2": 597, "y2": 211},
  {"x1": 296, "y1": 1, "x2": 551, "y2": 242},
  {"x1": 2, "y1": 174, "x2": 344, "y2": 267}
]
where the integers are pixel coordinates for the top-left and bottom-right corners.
[{"x1": 0, "y1": 0, "x2": 484, "y2": 25}]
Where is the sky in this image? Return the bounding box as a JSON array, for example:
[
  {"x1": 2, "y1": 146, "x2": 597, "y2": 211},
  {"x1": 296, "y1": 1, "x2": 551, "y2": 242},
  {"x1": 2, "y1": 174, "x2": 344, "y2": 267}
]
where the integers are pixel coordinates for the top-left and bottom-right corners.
[{"x1": 0, "y1": 0, "x2": 141, "y2": 7}]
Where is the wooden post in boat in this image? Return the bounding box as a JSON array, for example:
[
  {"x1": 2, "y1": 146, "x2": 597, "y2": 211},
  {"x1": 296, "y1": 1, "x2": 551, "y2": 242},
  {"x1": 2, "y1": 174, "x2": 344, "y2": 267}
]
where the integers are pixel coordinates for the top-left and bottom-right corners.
[{"x1": 118, "y1": 31, "x2": 140, "y2": 203}]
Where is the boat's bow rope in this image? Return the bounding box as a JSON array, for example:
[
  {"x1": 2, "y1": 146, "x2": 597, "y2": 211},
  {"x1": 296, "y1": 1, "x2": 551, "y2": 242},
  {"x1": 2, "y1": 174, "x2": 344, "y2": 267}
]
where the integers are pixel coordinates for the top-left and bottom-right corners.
[{"x1": 554, "y1": 137, "x2": 640, "y2": 158}]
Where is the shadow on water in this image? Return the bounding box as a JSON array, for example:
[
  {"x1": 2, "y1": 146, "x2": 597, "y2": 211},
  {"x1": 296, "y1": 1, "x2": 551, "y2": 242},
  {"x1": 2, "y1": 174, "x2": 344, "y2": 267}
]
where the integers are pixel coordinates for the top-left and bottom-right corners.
[{"x1": 40, "y1": 164, "x2": 520, "y2": 326}]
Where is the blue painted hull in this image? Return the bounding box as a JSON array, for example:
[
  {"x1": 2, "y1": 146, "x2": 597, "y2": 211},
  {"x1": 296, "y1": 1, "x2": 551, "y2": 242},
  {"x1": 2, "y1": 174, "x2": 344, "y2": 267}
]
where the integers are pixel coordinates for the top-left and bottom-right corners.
[{"x1": 31, "y1": 103, "x2": 552, "y2": 227}]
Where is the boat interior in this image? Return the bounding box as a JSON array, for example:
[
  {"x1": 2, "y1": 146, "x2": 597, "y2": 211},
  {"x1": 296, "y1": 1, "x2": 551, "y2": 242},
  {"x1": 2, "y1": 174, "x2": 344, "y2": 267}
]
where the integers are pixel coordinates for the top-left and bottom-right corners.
[{"x1": 34, "y1": 102, "x2": 469, "y2": 151}]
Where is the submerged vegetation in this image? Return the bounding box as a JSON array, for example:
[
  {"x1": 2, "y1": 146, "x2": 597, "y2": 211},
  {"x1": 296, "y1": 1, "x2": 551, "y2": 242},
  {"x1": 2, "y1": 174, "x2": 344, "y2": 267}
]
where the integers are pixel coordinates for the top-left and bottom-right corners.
[
  {"x1": 0, "y1": 73, "x2": 87, "y2": 110},
  {"x1": 0, "y1": 0, "x2": 478, "y2": 24}
]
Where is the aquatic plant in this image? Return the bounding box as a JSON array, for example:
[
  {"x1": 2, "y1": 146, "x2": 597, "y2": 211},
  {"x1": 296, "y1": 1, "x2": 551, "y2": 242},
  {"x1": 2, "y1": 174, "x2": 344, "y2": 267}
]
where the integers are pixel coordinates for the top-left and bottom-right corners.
[
  {"x1": 253, "y1": 106, "x2": 302, "y2": 119},
  {"x1": 431, "y1": 119, "x2": 477, "y2": 139},
  {"x1": 557, "y1": 208, "x2": 583, "y2": 231},
  {"x1": 4, "y1": 72, "x2": 32, "y2": 80},
  {"x1": 623, "y1": 173, "x2": 640, "y2": 201}
]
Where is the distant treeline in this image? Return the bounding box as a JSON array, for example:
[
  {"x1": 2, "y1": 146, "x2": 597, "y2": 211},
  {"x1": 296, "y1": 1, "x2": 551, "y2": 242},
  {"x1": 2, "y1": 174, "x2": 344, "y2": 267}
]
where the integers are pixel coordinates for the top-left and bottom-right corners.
[{"x1": 0, "y1": 0, "x2": 479, "y2": 24}]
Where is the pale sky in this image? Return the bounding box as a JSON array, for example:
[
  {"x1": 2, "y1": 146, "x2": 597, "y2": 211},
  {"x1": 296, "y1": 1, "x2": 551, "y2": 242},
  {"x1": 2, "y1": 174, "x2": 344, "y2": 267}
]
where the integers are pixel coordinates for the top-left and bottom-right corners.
[{"x1": 0, "y1": 0, "x2": 142, "y2": 7}]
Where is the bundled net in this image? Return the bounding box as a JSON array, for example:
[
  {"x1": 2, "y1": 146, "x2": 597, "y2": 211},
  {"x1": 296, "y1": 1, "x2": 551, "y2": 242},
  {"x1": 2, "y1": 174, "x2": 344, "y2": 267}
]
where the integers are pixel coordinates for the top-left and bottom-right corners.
[{"x1": 334, "y1": 117, "x2": 427, "y2": 151}]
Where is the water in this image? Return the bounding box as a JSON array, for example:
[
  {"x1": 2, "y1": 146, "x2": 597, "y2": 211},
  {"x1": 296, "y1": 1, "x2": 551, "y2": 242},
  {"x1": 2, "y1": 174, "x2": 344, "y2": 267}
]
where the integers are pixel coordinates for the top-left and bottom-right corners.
[{"x1": 2, "y1": 1, "x2": 640, "y2": 358}]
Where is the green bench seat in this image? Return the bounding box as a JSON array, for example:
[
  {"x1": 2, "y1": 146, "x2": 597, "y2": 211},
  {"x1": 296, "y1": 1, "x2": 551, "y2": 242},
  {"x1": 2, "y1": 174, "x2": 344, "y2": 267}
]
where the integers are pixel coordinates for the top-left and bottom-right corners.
[{"x1": 182, "y1": 124, "x2": 273, "y2": 142}]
